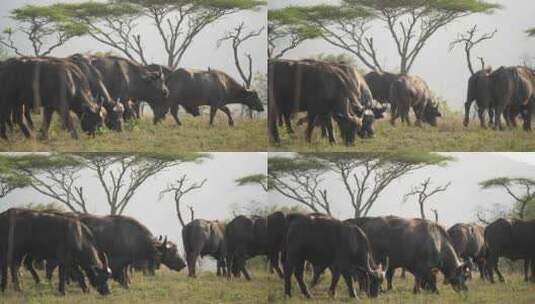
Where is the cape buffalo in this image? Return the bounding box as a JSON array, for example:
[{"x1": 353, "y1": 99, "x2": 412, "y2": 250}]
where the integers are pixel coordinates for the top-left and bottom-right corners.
[
  {"x1": 284, "y1": 213, "x2": 385, "y2": 299},
  {"x1": 225, "y1": 215, "x2": 269, "y2": 280},
  {"x1": 463, "y1": 68, "x2": 494, "y2": 128},
  {"x1": 0, "y1": 209, "x2": 111, "y2": 295},
  {"x1": 269, "y1": 59, "x2": 361, "y2": 144},
  {"x1": 90, "y1": 55, "x2": 169, "y2": 122},
  {"x1": 349, "y1": 216, "x2": 469, "y2": 294},
  {"x1": 389, "y1": 75, "x2": 442, "y2": 127},
  {"x1": 160, "y1": 68, "x2": 264, "y2": 126},
  {"x1": 0, "y1": 57, "x2": 104, "y2": 140},
  {"x1": 485, "y1": 218, "x2": 535, "y2": 283},
  {"x1": 490, "y1": 66, "x2": 535, "y2": 131},
  {"x1": 182, "y1": 219, "x2": 226, "y2": 277},
  {"x1": 447, "y1": 223, "x2": 487, "y2": 280},
  {"x1": 77, "y1": 214, "x2": 185, "y2": 288}
]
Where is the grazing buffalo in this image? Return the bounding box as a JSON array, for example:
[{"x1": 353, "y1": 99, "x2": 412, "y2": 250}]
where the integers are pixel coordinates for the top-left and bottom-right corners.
[
  {"x1": 77, "y1": 214, "x2": 185, "y2": 288},
  {"x1": 0, "y1": 208, "x2": 111, "y2": 295},
  {"x1": 225, "y1": 215, "x2": 269, "y2": 280},
  {"x1": 269, "y1": 59, "x2": 361, "y2": 144},
  {"x1": 160, "y1": 68, "x2": 264, "y2": 126},
  {"x1": 68, "y1": 54, "x2": 125, "y2": 131},
  {"x1": 389, "y1": 75, "x2": 442, "y2": 127},
  {"x1": 447, "y1": 223, "x2": 487, "y2": 280},
  {"x1": 485, "y1": 218, "x2": 535, "y2": 283},
  {"x1": 490, "y1": 66, "x2": 535, "y2": 131},
  {"x1": 284, "y1": 213, "x2": 385, "y2": 299},
  {"x1": 349, "y1": 216, "x2": 469, "y2": 294},
  {"x1": 463, "y1": 68, "x2": 494, "y2": 128},
  {"x1": 90, "y1": 55, "x2": 169, "y2": 122},
  {"x1": 0, "y1": 57, "x2": 104, "y2": 140},
  {"x1": 182, "y1": 219, "x2": 227, "y2": 277},
  {"x1": 364, "y1": 71, "x2": 400, "y2": 104}
]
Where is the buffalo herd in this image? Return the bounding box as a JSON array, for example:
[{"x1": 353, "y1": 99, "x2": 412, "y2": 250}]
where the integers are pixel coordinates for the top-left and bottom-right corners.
[
  {"x1": 0, "y1": 54, "x2": 264, "y2": 141},
  {"x1": 269, "y1": 59, "x2": 535, "y2": 145},
  {"x1": 1, "y1": 207, "x2": 534, "y2": 299}
]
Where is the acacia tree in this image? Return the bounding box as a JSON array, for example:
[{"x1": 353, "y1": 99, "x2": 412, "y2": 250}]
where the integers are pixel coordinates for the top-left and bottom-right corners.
[
  {"x1": 450, "y1": 25, "x2": 496, "y2": 75},
  {"x1": 0, "y1": 156, "x2": 30, "y2": 199},
  {"x1": 61, "y1": 0, "x2": 265, "y2": 68},
  {"x1": 0, "y1": 4, "x2": 87, "y2": 56},
  {"x1": 235, "y1": 173, "x2": 268, "y2": 191},
  {"x1": 282, "y1": 0, "x2": 499, "y2": 74},
  {"x1": 218, "y1": 22, "x2": 264, "y2": 118},
  {"x1": 480, "y1": 177, "x2": 535, "y2": 220},
  {"x1": 267, "y1": 8, "x2": 320, "y2": 59},
  {"x1": 160, "y1": 175, "x2": 207, "y2": 227},
  {"x1": 403, "y1": 177, "x2": 450, "y2": 219},
  {"x1": 11, "y1": 153, "x2": 205, "y2": 215},
  {"x1": 269, "y1": 153, "x2": 451, "y2": 218}
]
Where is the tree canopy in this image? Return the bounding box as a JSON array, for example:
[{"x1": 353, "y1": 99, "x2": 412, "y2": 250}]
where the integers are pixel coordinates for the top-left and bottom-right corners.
[
  {"x1": 480, "y1": 177, "x2": 535, "y2": 220},
  {"x1": 274, "y1": 0, "x2": 500, "y2": 73}
]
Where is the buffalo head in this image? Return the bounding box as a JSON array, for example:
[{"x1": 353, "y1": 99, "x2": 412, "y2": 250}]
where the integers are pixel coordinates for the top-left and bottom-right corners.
[
  {"x1": 446, "y1": 263, "x2": 470, "y2": 293},
  {"x1": 358, "y1": 109, "x2": 376, "y2": 138},
  {"x1": 85, "y1": 250, "x2": 112, "y2": 295},
  {"x1": 423, "y1": 102, "x2": 442, "y2": 127},
  {"x1": 142, "y1": 70, "x2": 169, "y2": 98},
  {"x1": 80, "y1": 103, "x2": 104, "y2": 136},
  {"x1": 103, "y1": 99, "x2": 125, "y2": 132},
  {"x1": 156, "y1": 236, "x2": 186, "y2": 272},
  {"x1": 241, "y1": 88, "x2": 264, "y2": 112}
]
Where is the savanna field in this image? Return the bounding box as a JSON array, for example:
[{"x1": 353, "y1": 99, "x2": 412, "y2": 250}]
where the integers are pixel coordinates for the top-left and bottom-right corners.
[
  {"x1": 269, "y1": 113, "x2": 535, "y2": 152},
  {"x1": 2, "y1": 266, "x2": 535, "y2": 304},
  {"x1": 0, "y1": 114, "x2": 267, "y2": 152}
]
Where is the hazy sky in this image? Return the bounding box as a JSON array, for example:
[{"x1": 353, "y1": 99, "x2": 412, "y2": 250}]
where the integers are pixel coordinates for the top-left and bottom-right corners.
[
  {"x1": 0, "y1": 152, "x2": 268, "y2": 248},
  {"x1": 269, "y1": 152, "x2": 535, "y2": 227},
  {"x1": 269, "y1": 0, "x2": 535, "y2": 110},
  {"x1": 0, "y1": 0, "x2": 267, "y2": 82}
]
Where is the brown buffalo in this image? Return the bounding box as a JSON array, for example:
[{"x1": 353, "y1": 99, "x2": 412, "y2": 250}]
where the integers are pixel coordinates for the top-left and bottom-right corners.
[
  {"x1": 463, "y1": 68, "x2": 494, "y2": 128},
  {"x1": 389, "y1": 75, "x2": 442, "y2": 127},
  {"x1": 160, "y1": 68, "x2": 263, "y2": 126},
  {"x1": 182, "y1": 219, "x2": 226, "y2": 277},
  {"x1": 447, "y1": 223, "x2": 487, "y2": 280}
]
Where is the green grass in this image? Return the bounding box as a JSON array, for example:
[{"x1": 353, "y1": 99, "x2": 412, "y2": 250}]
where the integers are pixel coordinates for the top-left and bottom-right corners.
[
  {"x1": 0, "y1": 114, "x2": 267, "y2": 152},
  {"x1": 270, "y1": 114, "x2": 535, "y2": 152},
  {"x1": 2, "y1": 267, "x2": 535, "y2": 303}
]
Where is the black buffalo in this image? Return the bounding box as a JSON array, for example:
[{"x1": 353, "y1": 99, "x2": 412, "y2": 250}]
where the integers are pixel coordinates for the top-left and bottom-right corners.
[
  {"x1": 158, "y1": 68, "x2": 264, "y2": 126},
  {"x1": 0, "y1": 208, "x2": 111, "y2": 295},
  {"x1": 284, "y1": 213, "x2": 385, "y2": 299}
]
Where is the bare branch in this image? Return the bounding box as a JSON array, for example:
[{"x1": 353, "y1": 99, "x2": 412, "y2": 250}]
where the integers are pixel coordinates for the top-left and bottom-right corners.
[
  {"x1": 160, "y1": 175, "x2": 207, "y2": 227},
  {"x1": 450, "y1": 25, "x2": 497, "y2": 75}
]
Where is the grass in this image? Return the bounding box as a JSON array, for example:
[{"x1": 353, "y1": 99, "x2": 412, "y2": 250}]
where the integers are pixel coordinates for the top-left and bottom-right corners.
[
  {"x1": 269, "y1": 113, "x2": 535, "y2": 152},
  {"x1": 0, "y1": 114, "x2": 267, "y2": 152},
  {"x1": 2, "y1": 266, "x2": 535, "y2": 303}
]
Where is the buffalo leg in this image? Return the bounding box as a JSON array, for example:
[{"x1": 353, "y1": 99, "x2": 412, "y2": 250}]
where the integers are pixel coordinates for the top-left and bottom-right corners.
[
  {"x1": 342, "y1": 271, "x2": 357, "y2": 298},
  {"x1": 390, "y1": 103, "x2": 399, "y2": 126},
  {"x1": 0, "y1": 112, "x2": 7, "y2": 140},
  {"x1": 209, "y1": 106, "x2": 218, "y2": 126},
  {"x1": 522, "y1": 103, "x2": 533, "y2": 131},
  {"x1": 323, "y1": 117, "x2": 336, "y2": 144},
  {"x1": 530, "y1": 258, "x2": 535, "y2": 282},
  {"x1": 478, "y1": 107, "x2": 487, "y2": 129},
  {"x1": 494, "y1": 104, "x2": 505, "y2": 131},
  {"x1": 71, "y1": 265, "x2": 88, "y2": 293},
  {"x1": 328, "y1": 269, "x2": 340, "y2": 297},
  {"x1": 24, "y1": 105, "x2": 34, "y2": 131},
  {"x1": 283, "y1": 113, "x2": 294, "y2": 134},
  {"x1": 269, "y1": 253, "x2": 283, "y2": 279},
  {"x1": 239, "y1": 258, "x2": 251, "y2": 281},
  {"x1": 10, "y1": 259, "x2": 22, "y2": 292},
  {"x1": 386, "y1": 267, "x2": 395, "y2": 290},
  {"x1": 219, "y1": 106, "x2": 234, "y2": 127},
  {"x1": 1, "y1": 259, "x2": 7, "y2": 292},
  {"x1": 46, "y1": 260, "x2": 58, "y2": 281},
  {"x1": 283, "y1": 260, "x2": 293, "y2": 297},
  {"x1": 39, "y1": 107, "x2": 54, "y2": 140},
  {"x1": 170, "y1": 103, "x2": 182, "y2": 126},
  {"x1": 186, "y1": 252, "x2": 198, "y2": 277},
  {"x1": 304, "y1": 114, "x2": 316, "y2": 143},
  {"x1": 60, "y1": 107, "x2": 78, "y2": 140},
  {"x1": 524, "y1": 259, "x2": 530, "y2": 282},
  {"x1": 294, "y1": 261, "x2": 311, "y2": 298},
  {"x1": 58, "y1": 263, "x2": 67, "y2": 295},
  {"x1": 24, "y1": 256, "x2": 40, "y2": 285},
  {"x1": 13, "y1": 106, "x2": 31, "y2": 138},
  {"x1": 310, "y1": 264, "x2": 326, "y2": 288}
]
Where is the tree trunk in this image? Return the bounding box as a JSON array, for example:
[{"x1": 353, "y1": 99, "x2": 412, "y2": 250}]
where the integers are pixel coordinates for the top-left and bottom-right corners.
[{"x1": 419, "y1": 202, "x2": 426, "y2": 219}]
